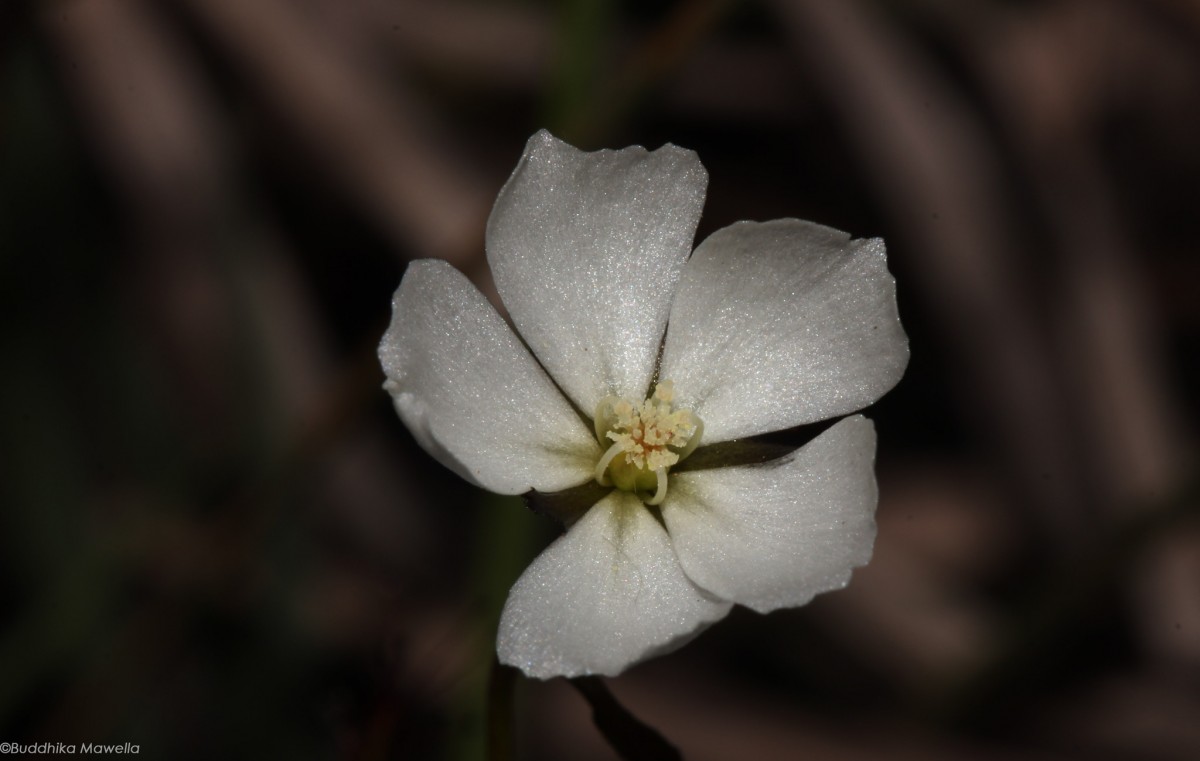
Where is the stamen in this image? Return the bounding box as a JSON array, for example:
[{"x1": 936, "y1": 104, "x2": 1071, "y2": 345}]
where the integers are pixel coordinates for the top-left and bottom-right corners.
[{"x1": 592, "y1": 381, "x2": 701, "y2": 503}]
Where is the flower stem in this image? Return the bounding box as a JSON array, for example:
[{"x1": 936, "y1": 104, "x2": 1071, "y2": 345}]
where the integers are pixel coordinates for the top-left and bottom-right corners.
[{"x1": 570, "y1": 676, "x2": 683, "y2": 761}]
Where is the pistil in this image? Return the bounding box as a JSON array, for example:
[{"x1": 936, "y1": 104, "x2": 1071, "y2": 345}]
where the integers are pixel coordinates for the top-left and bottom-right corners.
[{"x1": 593, "y1": 381, "x2": 701, "y2": 505}]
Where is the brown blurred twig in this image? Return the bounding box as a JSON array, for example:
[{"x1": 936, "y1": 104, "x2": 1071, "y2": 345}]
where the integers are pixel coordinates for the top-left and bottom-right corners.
[
  {"x1": 176, "y1": 0, "x2": 493, "y2": 277},
  {"x1": 931, "y1": 471, "x2": 1200, "y2": 729},
  {"x1": 769, "y1": 0, "x2": 1088, "y2": 539}
]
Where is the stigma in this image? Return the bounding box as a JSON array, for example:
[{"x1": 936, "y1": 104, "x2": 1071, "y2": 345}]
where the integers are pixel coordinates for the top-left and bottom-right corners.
[{"x1": 593, "y1": 381, "x2": 702, "y2": 505}]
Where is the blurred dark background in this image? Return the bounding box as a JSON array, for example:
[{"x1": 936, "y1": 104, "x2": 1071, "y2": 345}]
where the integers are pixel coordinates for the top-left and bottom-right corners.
[{"x1": 2, "y1": 0, "x2": 1198, "y2": 759}]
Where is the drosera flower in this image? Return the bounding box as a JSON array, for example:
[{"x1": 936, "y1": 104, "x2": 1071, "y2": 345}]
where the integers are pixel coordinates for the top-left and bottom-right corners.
[{"x1": 379, "y1": 130, "x2": 908, "y2": 679}]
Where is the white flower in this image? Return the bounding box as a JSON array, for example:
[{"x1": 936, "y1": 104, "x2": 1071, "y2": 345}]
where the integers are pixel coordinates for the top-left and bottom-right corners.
[{"x1": 379, "y1": 131, "x2": 908, "y2": 679}]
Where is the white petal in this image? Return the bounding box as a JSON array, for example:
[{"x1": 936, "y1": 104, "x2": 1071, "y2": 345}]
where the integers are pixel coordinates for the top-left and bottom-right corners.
[
  {"x1": 498, "y1": 491, "x2": 732, "y2": 678},
  {"x1": 661, "y1": 415, "x2": 878, "y2": 614},
  {"x1": 660, "y1": 220, "x2": 908, "y2": 443},
  {"x1": 487, "y1": 130, "x2": 707, "y2": 414},
  {"x1": 379, "y1": 259, "x2": 599, "y2": 494}
]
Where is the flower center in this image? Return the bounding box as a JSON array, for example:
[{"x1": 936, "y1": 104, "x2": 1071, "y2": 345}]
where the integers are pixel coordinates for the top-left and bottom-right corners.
[{"x1": 593, "y1": 381, "x2": 702, "y2": 505}]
